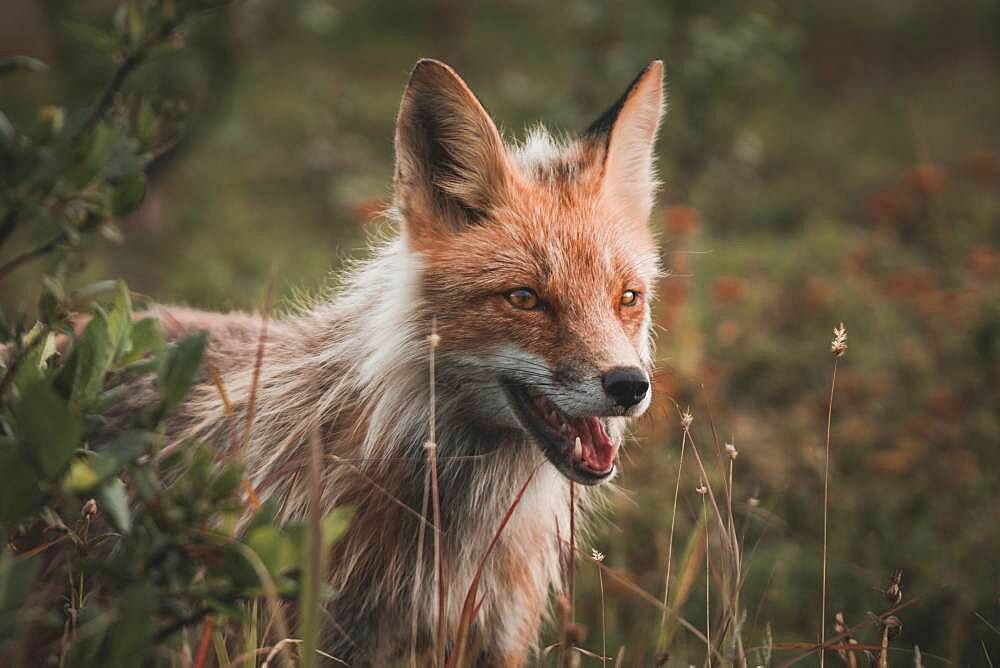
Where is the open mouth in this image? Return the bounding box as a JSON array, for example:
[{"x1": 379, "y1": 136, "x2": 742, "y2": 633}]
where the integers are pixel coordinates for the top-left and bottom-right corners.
[{"x1": 502, "y1": 380, "x2": 619, "y2": 485}]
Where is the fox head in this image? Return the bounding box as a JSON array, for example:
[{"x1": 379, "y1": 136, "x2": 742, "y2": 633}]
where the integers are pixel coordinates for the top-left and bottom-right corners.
[{"x1": 392, "y1": 59, "x2": 664, "y2": 485}]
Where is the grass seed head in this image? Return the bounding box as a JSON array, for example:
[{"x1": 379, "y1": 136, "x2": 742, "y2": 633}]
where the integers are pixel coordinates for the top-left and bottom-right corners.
[
  {"x1": 831, "y1": 322, "x2": 848, "y2": 357},
  {"x1": 725, "y1": 441, "x2": 738, "y2": 460},
  {"x1": 681, "y1": 407, "x2": 694, "y2": 431},
  {"x1": 883, "y1": 569, "x2": 903, "y2": 605},
  {"x1": 81, "y1": 498, "x2": 98, "y2": 520}
]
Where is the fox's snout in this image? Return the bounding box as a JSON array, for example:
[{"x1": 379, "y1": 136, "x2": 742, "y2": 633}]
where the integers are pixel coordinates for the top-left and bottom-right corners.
[{"x1": 602, "y1": 366, "x2": 650, "y2": 410}]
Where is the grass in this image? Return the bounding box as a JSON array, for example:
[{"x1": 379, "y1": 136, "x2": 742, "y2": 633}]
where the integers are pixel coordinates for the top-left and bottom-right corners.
[{"x1": 181, "y1": 311, "x2": 869, "y2": 667}]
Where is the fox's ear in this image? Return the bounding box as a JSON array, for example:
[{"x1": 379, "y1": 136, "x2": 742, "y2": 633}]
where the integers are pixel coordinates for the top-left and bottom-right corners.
[
  {"x1": 393, "y1": 59, "x2": 513, "y2": 239},
  {"x1": 584, "y1": 60, "x2": 664, "y2": 223}
]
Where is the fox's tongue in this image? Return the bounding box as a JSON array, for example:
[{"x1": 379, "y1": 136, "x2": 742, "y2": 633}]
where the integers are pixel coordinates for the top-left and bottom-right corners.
[{"x1": 570, "y1": 417, "x2": 617, "y2": 473}]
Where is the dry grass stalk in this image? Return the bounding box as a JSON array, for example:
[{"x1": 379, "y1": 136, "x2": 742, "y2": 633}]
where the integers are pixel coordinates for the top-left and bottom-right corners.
[
  {"x1": 696, "y1": 480, "x2": 711, "y2": 666},
  {"x1": 208, "y1": 364, "x2": 262, "y2": 511},
  {"x1": 426, "y1": 318, "x2": 446, "y2": 664},
  {"x1": 298, "y1": 429, "x2": 325, "y2": 668},
  {"x1": 821, "y1": 322, "x2": 847, "y2": 668},
  {"x1": 193, "y1": 617, "x2": 214, "y2": 668},
  {"x1": 658, "y1": 407, "x2": 690, "y2": 652},
  {"x1": 447, "y1": 463, "x2": 542, "y2": 667},
  {"x1": 591, "y1": 549, "x2": 608, "y2": 668},
  {"x1": 833, "y1": 612, "x2": 858, "y2": 668},
  {"x1": 568, "y1": 453, "x2": 578, "y2": 644},
  {"x1": 193, "y1": 530, "x2": 291, "y2": 668},
  {"x1": 981, "y1": 640, "x2": 994, "y2": 668},
  {"x1": 410, "y1": 466, "x2": 431, "y2": 668},
  {"x1": 659, "y1": 507, "x2": 709, "y2": 654},
  {"x1": 878, "y1": 624, "x2": 890, "y2": 668},
  {"x1": 241, "y1": 277, "x2": 274, "y2": 455},
  {"x1": 592, "y1": 557, "x2": 716, "y2": 654},
  {"x1": 702, "y1": 389, "x2": 744, "y2": 668}
]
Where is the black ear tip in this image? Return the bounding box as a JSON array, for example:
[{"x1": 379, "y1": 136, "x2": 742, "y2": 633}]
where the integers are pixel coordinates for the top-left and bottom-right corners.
[{"x1": 583, "y1": 60, "x2": 662, "y2": 139}]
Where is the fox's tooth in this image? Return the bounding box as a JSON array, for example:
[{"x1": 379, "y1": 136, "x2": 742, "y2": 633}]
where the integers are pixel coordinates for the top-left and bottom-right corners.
[{"x1": 574, "y1": 437, "x2": 582, "y2": 460}]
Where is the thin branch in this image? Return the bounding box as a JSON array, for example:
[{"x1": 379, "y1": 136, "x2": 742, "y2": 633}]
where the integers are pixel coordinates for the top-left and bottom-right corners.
[
  {"x1": 75, "y1": 17, "x2": 183, "y2": 139},
  {"x1": 0, "y1": 230, "x2": 67, "y2": 283},
  {"x1": 0, "y1": 207, "x2": 20, "y2": 250}
]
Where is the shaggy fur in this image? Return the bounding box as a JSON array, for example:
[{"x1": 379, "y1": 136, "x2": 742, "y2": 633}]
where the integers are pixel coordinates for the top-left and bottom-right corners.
[{"x1": 152, "y1": 59, "x2": 664, "y2": 665}]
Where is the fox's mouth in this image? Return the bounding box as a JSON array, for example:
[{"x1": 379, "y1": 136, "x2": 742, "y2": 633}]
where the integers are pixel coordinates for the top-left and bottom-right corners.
[{"x1": 501, "y1": 379, "x2": 618, "y2": 485}]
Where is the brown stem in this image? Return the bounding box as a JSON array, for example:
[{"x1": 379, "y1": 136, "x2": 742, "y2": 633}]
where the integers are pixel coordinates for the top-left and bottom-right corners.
[
  {"x1": 0, "y1": 231, "x2": 67, "y2": 283},
  {"x1": 820, "y1": 359, "x2": 839, "y2": 668}
]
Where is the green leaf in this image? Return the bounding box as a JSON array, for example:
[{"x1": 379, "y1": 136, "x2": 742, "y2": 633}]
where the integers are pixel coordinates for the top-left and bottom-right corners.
[
  {"x1": 135, "y1": 98, "x2": 157, "y2": 146},
  {"x1": 0, "y1": 439, "x2": 42, "y2": 524},
  {"x1": 106, "y1": 136, "x2": 141, "y2": 180},
  {"x1": 111, "y1": 173, "x2": 146, "y2": 216},
  {"x1": 96, "y1": 477, "x2": 131, "y2": 534},
  {"x1": 126, "y1": 1, "x2": 145, "y2": 50},
  {"x1": 13, "y1": 330, "x2": 56, "y2": 394},
  {"x1": 129, "y1": 465, "x2": 161, "y2": 502},
  {"x1": 104, "y1": 583, "x2": 155, "y2": 665},
  {"x1": 298, "y1": 508, "x2": 351, "y2": 667},
  {"x1": 0, "y1": 551, "x2": 40, "y2": 645},
  {"x1": 63, "y1": 430, "x2": 159, "y2": 494},
  {"x1": 0, "y1": 55, "x2": 48, "y2": 76},
  {"x1": 62, "y1": 458, "x2": 98, "y2": 493},
  {"x1": 71, "y1": 309, "x2": 113, "y2": 409},
  {"x1": 105, "y1": 281, "x2": 133, "y2": 362},
  {"x1": 244, "y1": 526, "x2": 296, "y2": 576},
  {"x1": 28, "y1": 106, "x2": 64, "y2": 146},
  {"x1": 69, "y1": 280, "x2": 119, "y2": 302},
  {"x1": 158, "y1": 332, "x2": 207, "y2": 414},
  {"x1": 37, "y1": 276, "x2": 66, "y2": 325},
  {"x1": 321, "y1": 507, "x2": 353, "y2": 548},
  {"x1": 52, "y1": 345, "x2": 78, "y2": 399},
  {"x1": 209, "y1": 464, "x2": 244, "y2": 501},
  {"x1": 0, "y1": 308, "x2": 10, "y2": 344},
  {"x1": 61, "y1": 21, "x2": 116, "y2": 53},
  {"x1": 14, "y1": 382, "x2": 82, "y2": 478},
  {"x1": 0, "y1": 112, "x2": 14, "y2": 154},
  {"x1": 68, "y1": 120, "x2": 113, "y2": 188},
  {"x1": 122, "y1": 317, "x2": 164, "y2": 366}
]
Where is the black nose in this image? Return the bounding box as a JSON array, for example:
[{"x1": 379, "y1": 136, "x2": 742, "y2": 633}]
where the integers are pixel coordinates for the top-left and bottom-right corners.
[{"x1": 602, "y1": 367, "x2": 650, "y2": 409}]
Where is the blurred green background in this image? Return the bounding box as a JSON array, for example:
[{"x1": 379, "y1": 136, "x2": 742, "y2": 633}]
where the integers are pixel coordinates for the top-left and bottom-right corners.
[{"x1": 2, "y1": 0, "x2": 999, "y2": 663}]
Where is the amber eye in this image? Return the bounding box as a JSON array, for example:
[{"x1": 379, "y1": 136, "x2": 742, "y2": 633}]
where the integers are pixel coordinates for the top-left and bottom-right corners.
[
  {"x1": 620, "y1": 290, "x2": 640, "y2": 307},
  {"x1": 506, "y1": 288, "x2": 539, "y2": 310}
]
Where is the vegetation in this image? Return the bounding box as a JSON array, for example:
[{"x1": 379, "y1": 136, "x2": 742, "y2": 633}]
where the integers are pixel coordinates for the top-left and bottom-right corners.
[
  {"x1": 1, "y1": 2, "x2": 348, "y2": 665},
  {"x1": 1, "y1": 0, "x2": 998, "y2": 665}
]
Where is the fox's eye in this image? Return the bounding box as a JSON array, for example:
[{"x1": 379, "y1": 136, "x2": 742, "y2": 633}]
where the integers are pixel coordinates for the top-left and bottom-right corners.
[
  {"x1": 506, "y1": 288, "x2": 539, "y2": 310},
  {"x1": 620, "y1": 290, "x2": 640, "y2": 307}
]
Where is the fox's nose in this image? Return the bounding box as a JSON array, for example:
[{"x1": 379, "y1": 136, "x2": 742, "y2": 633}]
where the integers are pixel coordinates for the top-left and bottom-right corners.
[{"x1": 602, "y1": 367, "x2": 650, "y2": 409}]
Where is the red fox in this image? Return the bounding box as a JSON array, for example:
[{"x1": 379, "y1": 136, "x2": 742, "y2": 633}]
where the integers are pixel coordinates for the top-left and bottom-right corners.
[{"x1": 155, "y1": 58, "x2": 664, "y2": 665}]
